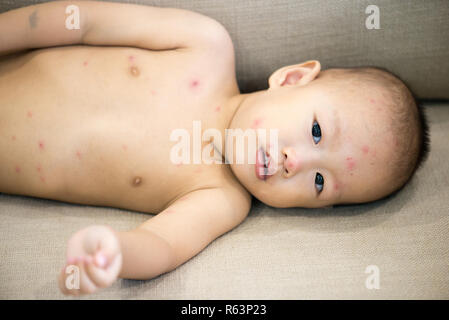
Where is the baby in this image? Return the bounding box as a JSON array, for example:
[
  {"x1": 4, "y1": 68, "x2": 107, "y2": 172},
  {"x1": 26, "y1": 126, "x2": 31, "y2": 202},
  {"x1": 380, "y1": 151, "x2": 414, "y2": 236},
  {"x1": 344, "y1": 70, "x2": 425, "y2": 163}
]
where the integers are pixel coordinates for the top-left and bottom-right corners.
[{"x1": 0, "y1": 1, "x2": 430, "y2": 295}]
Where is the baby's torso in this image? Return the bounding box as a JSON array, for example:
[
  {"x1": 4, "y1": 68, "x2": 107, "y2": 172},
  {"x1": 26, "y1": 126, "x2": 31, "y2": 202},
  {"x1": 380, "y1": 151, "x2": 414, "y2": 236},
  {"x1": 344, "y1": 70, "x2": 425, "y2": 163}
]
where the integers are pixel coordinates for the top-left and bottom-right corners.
[{"x1": 0, "y1": 45, "x2": 242, "y2": 213}]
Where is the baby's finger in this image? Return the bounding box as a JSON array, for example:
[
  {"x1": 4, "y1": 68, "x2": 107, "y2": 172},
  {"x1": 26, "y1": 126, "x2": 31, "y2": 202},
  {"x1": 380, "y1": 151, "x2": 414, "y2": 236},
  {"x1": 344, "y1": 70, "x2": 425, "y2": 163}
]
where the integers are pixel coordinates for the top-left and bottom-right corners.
[
  {"x1": 85, "y1": 262, "x2": 113, "y2": 288},
  {"x1": 61, "y1": 258, "x2": 97, "y2": 296},
  {"x1": 86, "y1": 253, "x2": 122, "y2": 288},
  {"x1": 77, "y1": 259, "x2": 98, "y2": 295},
  {"x1": 83, "y1": 226, "x2": 120, "y2": 258}
]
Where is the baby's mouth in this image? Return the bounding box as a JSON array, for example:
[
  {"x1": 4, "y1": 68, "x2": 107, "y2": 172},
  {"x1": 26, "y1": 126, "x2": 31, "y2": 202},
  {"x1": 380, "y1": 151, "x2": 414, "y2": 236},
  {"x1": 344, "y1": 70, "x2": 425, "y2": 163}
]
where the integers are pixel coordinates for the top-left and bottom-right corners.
[{"x1": 255, "y1": 147, "x2": 278, "y2": 181}]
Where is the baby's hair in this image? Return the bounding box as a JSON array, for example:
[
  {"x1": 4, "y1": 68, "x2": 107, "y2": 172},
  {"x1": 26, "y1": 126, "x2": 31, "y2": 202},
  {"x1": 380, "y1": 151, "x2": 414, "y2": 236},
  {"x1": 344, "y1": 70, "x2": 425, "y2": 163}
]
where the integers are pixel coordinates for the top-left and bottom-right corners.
[{"x1": 323, "y1": 66, "x2": 431, "y2": 198}]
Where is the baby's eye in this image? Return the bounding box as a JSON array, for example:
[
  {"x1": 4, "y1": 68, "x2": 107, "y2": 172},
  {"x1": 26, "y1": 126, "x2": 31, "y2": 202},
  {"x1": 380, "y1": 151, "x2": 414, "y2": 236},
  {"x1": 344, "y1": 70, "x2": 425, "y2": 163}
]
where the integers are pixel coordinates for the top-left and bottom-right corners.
[
  {"x1": 312, "y1": 120, "x2": 321, "y2": 144},
  {"x1": 315, "y1": 172, "x2": 324, "y2": 194}
]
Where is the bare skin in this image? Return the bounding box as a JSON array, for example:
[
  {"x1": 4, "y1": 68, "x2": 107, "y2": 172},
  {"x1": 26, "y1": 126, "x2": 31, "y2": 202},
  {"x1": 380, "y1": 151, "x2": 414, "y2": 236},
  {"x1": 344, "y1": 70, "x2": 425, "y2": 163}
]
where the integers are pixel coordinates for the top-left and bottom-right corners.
[
  {"x1": 0, "y1": 1, "x2": 252, "y2": 295},
  {"x1": 0, "y1": 1, "x2": 395, "y2": 295}
]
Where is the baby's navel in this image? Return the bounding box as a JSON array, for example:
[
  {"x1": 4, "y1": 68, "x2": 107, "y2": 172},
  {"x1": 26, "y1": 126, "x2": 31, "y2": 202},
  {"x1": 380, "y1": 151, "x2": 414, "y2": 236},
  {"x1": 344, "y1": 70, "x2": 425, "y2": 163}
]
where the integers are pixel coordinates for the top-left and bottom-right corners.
[
  {"x1": 132, "y1": 176, "x2": 142, "y2": 187},
  {"x1": 130, "y1": 66, "x2": 140, "y2": 77}
]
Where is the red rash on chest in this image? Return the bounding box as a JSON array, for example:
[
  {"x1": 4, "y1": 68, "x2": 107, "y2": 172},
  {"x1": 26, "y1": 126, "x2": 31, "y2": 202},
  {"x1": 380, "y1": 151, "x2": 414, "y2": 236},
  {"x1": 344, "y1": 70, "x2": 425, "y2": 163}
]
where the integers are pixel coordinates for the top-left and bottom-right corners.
[
  {"x1": 83, "y1": 61, "x2": 88, "y2": 67},
  {"x1": 215, "y1": 106, "x2": 221, "y2": 112},
  {"x1": 38, "y1": 141, "x2": 45, "y2": 150},
  {"x1": 189, "y1": 80, "x2": 200, "y2": 89},
  {"x1": 14, "y1": 165, "x2": 21, "y2": 173},
  {"x1": 36, "y1": 164, "x2": 42, "y2": 172},
  {"x1": 27, "y1": 111, "x2": 33, "y2": 118},
  {"x1": 362, "y1": 145, "x2": 370, "y2": 154},
  {"x1": 76, "y1": 151, "x2": 82, "y2": 159},
  {"x1": 11, "y1": 135, "x2": 16, "y2": 141},
  {"x1": 251, "y1": 117, "x2": 264, "y2": 129}
]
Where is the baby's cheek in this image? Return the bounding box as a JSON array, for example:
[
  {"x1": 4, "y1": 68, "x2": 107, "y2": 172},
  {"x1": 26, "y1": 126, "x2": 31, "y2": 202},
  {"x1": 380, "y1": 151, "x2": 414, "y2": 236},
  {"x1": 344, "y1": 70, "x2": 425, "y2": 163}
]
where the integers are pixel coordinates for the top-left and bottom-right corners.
[{"x1": 346, "y1": 157, "x2": 356, "y2": 171}]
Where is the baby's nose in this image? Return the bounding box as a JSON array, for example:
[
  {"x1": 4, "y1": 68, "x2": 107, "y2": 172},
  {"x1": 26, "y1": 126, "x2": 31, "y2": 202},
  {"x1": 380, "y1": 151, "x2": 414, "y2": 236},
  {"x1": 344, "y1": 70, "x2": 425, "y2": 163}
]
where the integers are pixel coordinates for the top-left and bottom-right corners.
[{"x1": 283, "y1": 147, "x2": 301, "y2": 173}]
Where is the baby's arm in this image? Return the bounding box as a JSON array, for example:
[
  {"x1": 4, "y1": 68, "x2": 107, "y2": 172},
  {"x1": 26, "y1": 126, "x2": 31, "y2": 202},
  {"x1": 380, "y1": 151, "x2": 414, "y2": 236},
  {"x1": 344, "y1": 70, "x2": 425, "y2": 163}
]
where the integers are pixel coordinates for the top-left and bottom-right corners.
[
  {"x1": 0, "y1": 0, "x2": 230, "y2": 56},
  {"x1": 59, "y1": 187, "x2": 251, "y2": 295},
  {"x1": 119, "y1": 187, "x2": 251, "y2": 279}
]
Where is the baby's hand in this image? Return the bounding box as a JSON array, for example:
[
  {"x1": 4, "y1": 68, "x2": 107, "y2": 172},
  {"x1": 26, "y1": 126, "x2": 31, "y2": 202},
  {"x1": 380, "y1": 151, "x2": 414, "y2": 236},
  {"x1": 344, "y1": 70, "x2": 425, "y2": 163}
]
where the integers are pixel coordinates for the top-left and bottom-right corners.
[{"x1": 58, "y1": 225, "x2": 122, "y2": 296}]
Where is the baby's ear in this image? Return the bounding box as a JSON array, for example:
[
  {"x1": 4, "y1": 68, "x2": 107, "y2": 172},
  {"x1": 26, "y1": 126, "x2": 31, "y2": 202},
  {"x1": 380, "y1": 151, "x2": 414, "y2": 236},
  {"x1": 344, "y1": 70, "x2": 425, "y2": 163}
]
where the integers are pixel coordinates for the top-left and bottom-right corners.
[{"x1": 268, "y1": 60, "x2": 321, "y2": 89}]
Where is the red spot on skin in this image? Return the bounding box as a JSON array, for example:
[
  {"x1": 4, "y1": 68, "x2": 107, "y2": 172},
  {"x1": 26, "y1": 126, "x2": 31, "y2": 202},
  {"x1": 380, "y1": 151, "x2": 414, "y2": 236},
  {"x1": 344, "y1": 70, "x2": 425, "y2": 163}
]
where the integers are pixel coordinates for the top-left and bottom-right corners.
[
  {"x1": 346, "y1": 157, "x2": 356, "y2": 171},
  {"x1": 128, "y1": 55, "x2": 135, "y2": 62},
  {"x1": 215, "y1": 106, "x2": 221, "y2": 112},
  {"x1": 333, "y1": 183, "x2": 339, "y2": 191},
  {"x1": 251, "y1": 117, "x2": 264, "y2": 129},
  {"x1": 122, "y1": 144, "x2": 127, "y2": 151},
  {"x1": 362, "y1": 145, "x2": 370, "y2": 155},
  {"x1": 11, "y1": 135, "x2": 16, "y2": 141},
  {"x1": 369, "y1": 98, "x2": 375, "y2": 104},
  {"x1": 83, "y1": 61, "x2": 88, "y2": 67},
  {"x1": 190, "y1": 79, "x2": 199, "y2": 89},
  {"x1": 15, "y1": 165, "x2": 21, "y2": 173},
  {"x1": 36, "y1": 164, "x2": 42, "y2": 172},
  {"x1": 151, "y1": 90, "x2": 156, "y2": 96},
  {"x1": 38, "y1": 141, "x2": 45, "y2": 150},
  {"x1": 40, "y1": 176, "x2": 46, "y2": 183},
  {"x1": 76, "y1": 151, "x2": 82, "y2": 160},
  {"x1": 27, "y1": 111, "x2": 33, "y2": 118}
]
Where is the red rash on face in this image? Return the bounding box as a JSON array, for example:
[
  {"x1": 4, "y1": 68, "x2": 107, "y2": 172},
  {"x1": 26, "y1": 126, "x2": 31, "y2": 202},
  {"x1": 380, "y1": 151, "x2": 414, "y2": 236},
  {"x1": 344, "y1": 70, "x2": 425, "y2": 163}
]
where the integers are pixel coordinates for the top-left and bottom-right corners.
[
  {"x1": 362, "y1": 145, "x2": 370, "y2": 154},
  {"x1": 346, "y1": 157, "x2": 356, "y2": 171},
  {"x1": 333, "y1": 182, "x2": 339, "y2": 191}
]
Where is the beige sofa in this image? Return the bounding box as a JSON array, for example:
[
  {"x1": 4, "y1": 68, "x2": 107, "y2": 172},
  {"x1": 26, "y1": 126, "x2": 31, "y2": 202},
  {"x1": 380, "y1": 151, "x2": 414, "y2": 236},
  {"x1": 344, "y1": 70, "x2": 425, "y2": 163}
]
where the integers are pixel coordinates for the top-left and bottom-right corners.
[{"x1": 1, "y1": 0, "x2": 448, "y2": 299}]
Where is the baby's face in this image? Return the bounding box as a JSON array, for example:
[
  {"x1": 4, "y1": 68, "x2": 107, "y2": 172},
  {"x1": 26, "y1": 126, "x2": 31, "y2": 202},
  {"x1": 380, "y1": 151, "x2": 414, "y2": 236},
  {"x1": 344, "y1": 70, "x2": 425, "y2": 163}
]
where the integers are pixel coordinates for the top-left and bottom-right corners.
[{"x1": 228, "y1": 76, "x2": 395, "y2": 208}]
